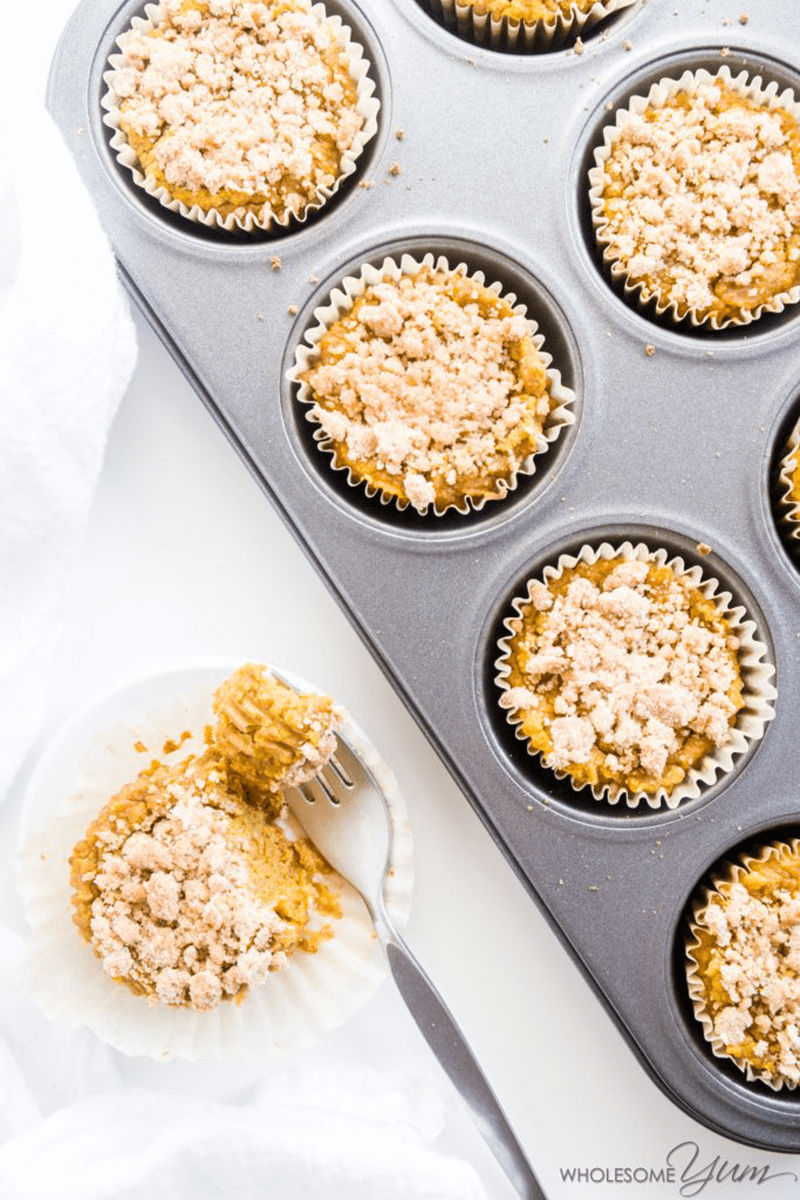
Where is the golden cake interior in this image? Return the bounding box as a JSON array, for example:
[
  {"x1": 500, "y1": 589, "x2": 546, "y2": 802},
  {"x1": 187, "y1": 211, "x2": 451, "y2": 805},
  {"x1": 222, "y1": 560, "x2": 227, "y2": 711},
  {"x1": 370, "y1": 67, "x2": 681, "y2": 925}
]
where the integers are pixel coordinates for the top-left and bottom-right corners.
[{"x1": 213, "y1": 663, "x2": 341, "y2": 792}]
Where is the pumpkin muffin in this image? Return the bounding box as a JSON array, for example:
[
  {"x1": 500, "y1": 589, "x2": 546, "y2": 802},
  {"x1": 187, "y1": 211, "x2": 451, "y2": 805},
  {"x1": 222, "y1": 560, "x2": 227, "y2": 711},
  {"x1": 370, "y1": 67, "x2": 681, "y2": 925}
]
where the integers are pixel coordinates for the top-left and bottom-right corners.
[
  {"x1": 776, "y1": 424, "x2": 800, "y2": 543},
  {"x1": 592, "y1": 72, "x2": 800, "y2": 326},
  {"x1": 70, "y1": 749, "x2": 340, "y2": 1012},
  {"x1": 687, "y1": 839, "x2": 800, "y2": 1089},
  {"x1": 213, "y1": 663, "x2": 342, "y2": 792},
  {"x1": 298, "y1": 263, "x2": 569, "y2": 514},
  {"x1": 106, "y1": 0, "x2": 374, "y2": 228},
  {"x1": 498, "y1": 554, "x2": 744, "y2": 801}
]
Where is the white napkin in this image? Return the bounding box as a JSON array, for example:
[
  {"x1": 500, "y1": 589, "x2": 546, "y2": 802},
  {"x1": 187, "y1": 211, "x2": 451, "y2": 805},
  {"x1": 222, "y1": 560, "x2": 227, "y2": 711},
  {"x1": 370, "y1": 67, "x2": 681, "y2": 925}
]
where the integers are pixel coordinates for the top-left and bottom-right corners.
[
  {"x1": 0, "y1": 1073, "x2": 486, "y2": 1200},
  {"x1": 0, "y1": 88, "x2": 138, "y2": 802}
]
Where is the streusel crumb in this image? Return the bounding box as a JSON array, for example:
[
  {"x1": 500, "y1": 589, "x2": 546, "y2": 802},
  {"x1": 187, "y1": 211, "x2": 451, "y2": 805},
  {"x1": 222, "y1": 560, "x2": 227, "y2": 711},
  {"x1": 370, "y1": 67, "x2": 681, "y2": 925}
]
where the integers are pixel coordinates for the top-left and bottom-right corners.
[
  {"x1": 598, "y1": 78, "x2": 800, "y2": 322},
  {"x1": 300, "y1": 266, "x2": 556, "y2": 512},
  {"x1": 501, "y1": 556, "x2": 743, "y2": 797},
  {"x1": 111, "y1": 0, "x2": 365, "y2": 223}
]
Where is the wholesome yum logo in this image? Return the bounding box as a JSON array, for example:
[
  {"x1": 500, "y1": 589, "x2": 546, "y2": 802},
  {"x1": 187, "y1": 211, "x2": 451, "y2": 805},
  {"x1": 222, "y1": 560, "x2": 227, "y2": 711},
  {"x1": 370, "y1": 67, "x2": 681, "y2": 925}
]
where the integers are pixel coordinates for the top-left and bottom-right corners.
[{"x1": 559, "y1": 1142, "x2": 798, "y2": 1197}]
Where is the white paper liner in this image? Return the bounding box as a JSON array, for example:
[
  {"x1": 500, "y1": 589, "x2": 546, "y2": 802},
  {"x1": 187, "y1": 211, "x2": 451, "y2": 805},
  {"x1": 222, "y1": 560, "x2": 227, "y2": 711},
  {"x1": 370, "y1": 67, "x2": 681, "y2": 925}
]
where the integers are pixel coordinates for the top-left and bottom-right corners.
[
  {"x1": 289, "y1": 252, "x2": 576, "y2": 515},
  {"x1": 777, "y1": 423, "x2": 800, "y2": 546},
  {"x1": 102, "y1": 1, "x2": 380, "y2": 234},
  {"x1": 430, "y1": 0, "x2": 637, "y2": 52},
  {"x1": 686, "y1": 838, "x2": 800, "y2": 1091},
  {"x1": 15, "y1": 661, "x2": 413, "y2": 1061},
  {"x1": 588, "y1": 66, "x2": 800, "y2": 329},
  {"x1": 494, "y1": 540, "x2": 776, "y2": 810}
]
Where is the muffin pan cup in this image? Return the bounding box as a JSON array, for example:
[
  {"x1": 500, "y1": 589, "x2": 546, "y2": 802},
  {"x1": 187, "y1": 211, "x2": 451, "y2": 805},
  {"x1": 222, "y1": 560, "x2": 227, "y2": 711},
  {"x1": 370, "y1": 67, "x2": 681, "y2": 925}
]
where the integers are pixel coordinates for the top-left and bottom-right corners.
[
  {"x1": 686, "y1": 837, "x2": 800, "y2": 1093},
  {"x1": 494, "y1": 538, "x2": 775, "y2": 810},
  {"x1": 48, "y1": 0, "x2": 800, "y2": 1150},
  {"x1": 430, "y1": 0, "x2": 638, "y2": 53}
]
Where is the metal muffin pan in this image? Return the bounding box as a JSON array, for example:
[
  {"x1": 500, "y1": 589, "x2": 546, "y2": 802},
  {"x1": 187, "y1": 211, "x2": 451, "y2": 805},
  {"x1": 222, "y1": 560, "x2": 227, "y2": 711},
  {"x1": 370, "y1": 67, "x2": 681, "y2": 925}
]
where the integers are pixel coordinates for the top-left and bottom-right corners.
[{"x1": 48, "y1": 0, "x2": 800, "y2": 1151}]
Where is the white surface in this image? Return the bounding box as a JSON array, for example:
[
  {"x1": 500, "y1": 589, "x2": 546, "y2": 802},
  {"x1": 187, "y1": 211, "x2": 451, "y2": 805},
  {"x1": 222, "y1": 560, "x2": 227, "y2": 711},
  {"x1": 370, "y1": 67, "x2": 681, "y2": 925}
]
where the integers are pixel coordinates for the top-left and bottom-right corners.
[{"x1": 3, "y1": 2, "x2": 800, "y2": 1198}]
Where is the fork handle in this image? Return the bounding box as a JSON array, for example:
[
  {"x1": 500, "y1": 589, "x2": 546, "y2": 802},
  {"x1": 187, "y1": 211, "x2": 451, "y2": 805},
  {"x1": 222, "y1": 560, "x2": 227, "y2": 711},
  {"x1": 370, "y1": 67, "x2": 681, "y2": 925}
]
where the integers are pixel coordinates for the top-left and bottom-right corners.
[{"x1": 377, "y1": 917, "x2": 548, "y2": 1200}]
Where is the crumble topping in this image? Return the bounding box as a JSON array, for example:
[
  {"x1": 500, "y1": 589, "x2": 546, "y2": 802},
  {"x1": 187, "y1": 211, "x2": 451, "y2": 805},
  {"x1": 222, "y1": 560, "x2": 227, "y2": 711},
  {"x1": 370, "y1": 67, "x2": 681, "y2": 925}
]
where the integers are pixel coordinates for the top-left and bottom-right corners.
[
  {"x1": 692, "y1": 848, "x2": 800, "y2": 1086},
  {"x1": 111, "y1": 0, "x2": 365, "y2": 221},
  {"x1": 598, "y1": 79, "x2": 800, "y2": 321},
  {"x1": 501, "y1": 556, "x2": 743, "y2": 796},
  {"x1": 300, "y1": 267, "x2": 555, "y2": 512},
  {"x1": 213, "y1": 664, "x2": 342, "y2": 792}
]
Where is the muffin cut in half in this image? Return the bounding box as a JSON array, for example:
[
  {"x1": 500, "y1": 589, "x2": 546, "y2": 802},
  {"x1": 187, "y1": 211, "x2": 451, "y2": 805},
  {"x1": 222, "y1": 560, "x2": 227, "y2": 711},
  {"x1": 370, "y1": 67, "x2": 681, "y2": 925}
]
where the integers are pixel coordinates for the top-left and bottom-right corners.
[{"x1": 70, "y1": 749, "x2": 340, "y2": 1012}]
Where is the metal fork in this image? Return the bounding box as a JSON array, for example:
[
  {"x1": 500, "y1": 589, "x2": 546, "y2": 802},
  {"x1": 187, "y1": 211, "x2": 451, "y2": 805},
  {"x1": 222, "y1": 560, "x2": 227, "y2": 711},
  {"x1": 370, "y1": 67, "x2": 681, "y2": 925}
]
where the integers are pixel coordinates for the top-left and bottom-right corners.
[{"x1": 286, "y1": 735, "x2": 548, "y2": 1200}]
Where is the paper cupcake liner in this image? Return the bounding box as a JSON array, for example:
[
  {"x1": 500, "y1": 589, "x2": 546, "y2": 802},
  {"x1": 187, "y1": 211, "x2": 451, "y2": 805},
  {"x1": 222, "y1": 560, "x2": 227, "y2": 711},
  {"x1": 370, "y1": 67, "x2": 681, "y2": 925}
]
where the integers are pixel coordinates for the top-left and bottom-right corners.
[
  {"x1": 777, "y1": 423, "x2": 800, "y2": 546},
  {"x1": 290, "y1": 252, "x2": 576, "y2": 516},
  {"x1": 588, "y1": 66, "x2": 800, "y2": 329},
  {"x1": 102, "y1": 2, "x2": 380, "y2": 234},
  {"x1": 15, "y1": 662, "x2": 413, "y2": 1061},
  {"x1": 495, "y1": 540, "x2": 776, "y2": 809},
  {"x1": 429, "y1": 0, "x2": 637, "y2": 52},
  {"x1": 686, "y1": 838, "x2": 800, "y2": 1091}
]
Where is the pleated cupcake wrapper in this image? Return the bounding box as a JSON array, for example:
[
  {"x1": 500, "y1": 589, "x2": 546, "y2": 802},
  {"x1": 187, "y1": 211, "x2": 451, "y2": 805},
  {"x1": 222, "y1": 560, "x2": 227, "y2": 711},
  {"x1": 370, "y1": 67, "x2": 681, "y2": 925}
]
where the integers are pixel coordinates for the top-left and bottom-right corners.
[
  {"x1": 495, "y1": 540, "x2": 776, "y2": 810},
  {"x1": 430, "y1": 0, "x2": 637, "y2": 52},
  {"x1": 588, "y1": 66, "x2": 800, "y2": 329},
  {"x1": 102, "y1": 1, "x2": 379, "y2": 234},
  {"x1": 777, "y1": 424, "x2": 800, "y2": 545},
  {"x1": 290, "y1": 252, "x2": 576, "y2": 516},
  {"x1": 15, "y1": 666, "x2": 413, "y2": 1061},
  {"x1": 686, "y1": 838, "x2": 800, "y2": 1091}
]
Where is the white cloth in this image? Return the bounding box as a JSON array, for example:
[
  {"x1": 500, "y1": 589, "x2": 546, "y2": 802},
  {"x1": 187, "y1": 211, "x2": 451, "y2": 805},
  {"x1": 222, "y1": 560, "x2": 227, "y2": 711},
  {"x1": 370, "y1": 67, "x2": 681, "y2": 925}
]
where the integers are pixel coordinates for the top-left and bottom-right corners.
[
  {"x1": 0, "y1": 80, "x2": 138, "y2": 802},
  {"x1": 0, "y1": 1074, "x2": 486, "y2": 1200}
]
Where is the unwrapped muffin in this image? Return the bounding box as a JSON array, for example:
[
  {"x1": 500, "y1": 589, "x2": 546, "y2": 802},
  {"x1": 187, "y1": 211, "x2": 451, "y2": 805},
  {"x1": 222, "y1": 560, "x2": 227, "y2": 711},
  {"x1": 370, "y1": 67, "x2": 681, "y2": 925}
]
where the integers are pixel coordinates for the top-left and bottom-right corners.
[
  {"x1": 70, "y1": 750, "x2": 339, "y2": 1012},
  {"x1": 17, "y1": 662, "x2": 413, "y2": 1059}
]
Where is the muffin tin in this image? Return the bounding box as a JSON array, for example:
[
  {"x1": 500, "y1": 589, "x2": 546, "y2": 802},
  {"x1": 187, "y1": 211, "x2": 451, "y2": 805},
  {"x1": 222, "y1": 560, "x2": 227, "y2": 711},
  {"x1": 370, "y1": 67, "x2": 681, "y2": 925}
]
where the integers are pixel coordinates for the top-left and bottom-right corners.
[{"x1": 48, "y1": 0, "x2": 800, "y2": 1151}]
